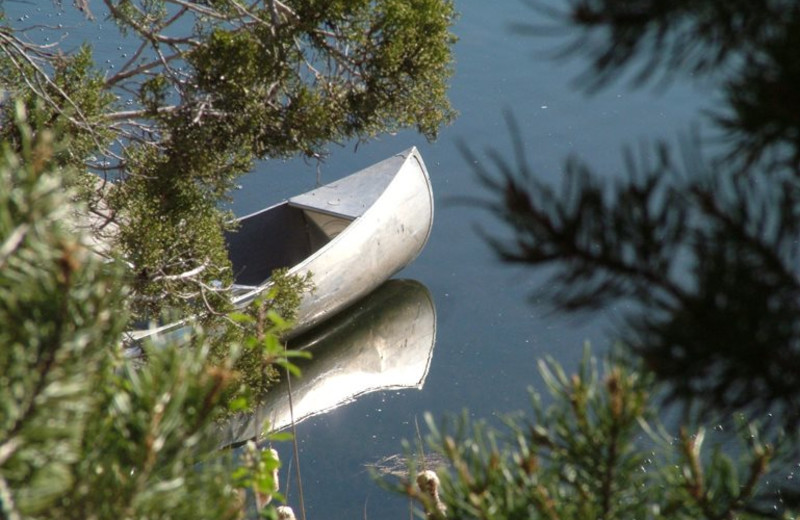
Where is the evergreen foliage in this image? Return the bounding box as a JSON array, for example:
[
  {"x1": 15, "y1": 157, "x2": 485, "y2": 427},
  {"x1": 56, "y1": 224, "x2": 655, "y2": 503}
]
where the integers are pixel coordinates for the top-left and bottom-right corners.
[
  {"x1": 0, "y1": 104, "x2": 283, "y2": 519},
  {"x1": 470, "y1": 129, "x2": 800, "y2": 428},
  {"x1": 390, "y1": 351, "x2": 791, "y2": 519},
  {"x1": 479, "y1": 0, "x2": 800, "y2": 431},
  {"x1": 0, "y1": 1, "x2": 457, "y2": 318}
]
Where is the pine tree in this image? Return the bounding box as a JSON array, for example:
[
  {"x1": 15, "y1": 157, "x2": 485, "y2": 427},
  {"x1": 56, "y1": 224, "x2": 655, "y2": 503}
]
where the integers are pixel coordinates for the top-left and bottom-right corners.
[
  {"x1": 0, "y1": 103, "x2": 281, "y2": 520},
  {"x1": 387, "y1": 350, "x2": 786, "y2": 519}
]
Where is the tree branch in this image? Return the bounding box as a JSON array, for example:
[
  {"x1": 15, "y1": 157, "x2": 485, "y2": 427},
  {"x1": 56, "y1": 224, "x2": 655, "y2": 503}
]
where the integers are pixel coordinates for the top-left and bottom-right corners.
[
  {"x1": 151, "y1": 262, "x2": 208, "y2": 282},
  {"x1": 105, "y1": 105, "x2": 179, "y2": 121}
]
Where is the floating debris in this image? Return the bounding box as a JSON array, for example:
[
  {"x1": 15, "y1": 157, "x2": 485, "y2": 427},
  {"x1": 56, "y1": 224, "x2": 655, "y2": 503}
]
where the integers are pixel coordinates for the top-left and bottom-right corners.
[{"x1": 365, "y1": 452, "x2": 448, "y2": 478}]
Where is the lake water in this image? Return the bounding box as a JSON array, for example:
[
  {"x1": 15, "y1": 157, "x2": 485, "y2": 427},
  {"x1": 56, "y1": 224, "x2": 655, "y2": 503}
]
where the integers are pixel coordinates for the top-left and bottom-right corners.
[
  {"x1": 3, "y1": 2, "x2": 712, "y2": 518},
  {"x1": 233, "y1": 4, "x2": 712, "y2": 518}
]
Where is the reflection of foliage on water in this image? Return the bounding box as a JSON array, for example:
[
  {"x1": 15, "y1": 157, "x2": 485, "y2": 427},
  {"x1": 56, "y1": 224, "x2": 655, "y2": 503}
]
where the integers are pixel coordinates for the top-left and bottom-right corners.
[{"x1": 366, "y1": 452, "x2": 449, "y2": 478}]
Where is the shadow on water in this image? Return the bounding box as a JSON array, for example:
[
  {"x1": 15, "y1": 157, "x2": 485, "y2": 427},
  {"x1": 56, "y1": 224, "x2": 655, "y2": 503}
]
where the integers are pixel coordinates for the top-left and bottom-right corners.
[{"x1": 219, "y1": 278, "x2": 437, "y2": 448}]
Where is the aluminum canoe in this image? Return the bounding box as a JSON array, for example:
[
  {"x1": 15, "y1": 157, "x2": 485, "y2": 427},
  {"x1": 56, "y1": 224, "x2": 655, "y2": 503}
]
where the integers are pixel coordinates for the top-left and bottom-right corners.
[{"x1": 129, "y1": 147, "x2": 433, "y2": 342}]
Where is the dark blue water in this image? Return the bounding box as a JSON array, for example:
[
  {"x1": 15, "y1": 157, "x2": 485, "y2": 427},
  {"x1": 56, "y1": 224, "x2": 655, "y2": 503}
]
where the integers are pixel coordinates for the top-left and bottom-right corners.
[{"x1": 3, "y1": 2, "x2": 712, "y2": 518}]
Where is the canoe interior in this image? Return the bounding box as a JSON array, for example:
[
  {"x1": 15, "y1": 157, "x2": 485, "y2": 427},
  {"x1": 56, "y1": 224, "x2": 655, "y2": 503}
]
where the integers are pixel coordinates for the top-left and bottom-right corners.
[
  {"x1": 225, "y1": 203, "x2": 351, "y2": 286},
  {"x1": 224, "y1": 151, "x2": 407, "y2": 287}
]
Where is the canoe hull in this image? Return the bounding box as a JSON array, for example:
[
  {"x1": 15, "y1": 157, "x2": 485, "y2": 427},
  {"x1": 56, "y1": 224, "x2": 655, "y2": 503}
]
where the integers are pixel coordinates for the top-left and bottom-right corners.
[
  {"x1": 282, "y1": 148, "x2": 433, "y2": 336},
  {"x1": 128, "y1": 148, "x2": 433, "y2": 343},
  {"x1": 220, "y1": 147, "x2": 433, "y2": 338}
]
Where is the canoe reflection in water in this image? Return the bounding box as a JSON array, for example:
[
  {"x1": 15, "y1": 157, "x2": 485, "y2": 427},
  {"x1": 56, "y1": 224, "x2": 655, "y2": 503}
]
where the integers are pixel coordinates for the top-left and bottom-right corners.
[{"x1": 219, "y1": 278, "x2": 437, "y2": 446}]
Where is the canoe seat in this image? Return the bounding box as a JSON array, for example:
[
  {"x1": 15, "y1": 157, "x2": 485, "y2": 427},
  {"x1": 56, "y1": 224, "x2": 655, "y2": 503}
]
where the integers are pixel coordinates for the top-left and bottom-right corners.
[
  {"x1": 287, "y1": 158, "x2": 396, "y2": 219},
  {"x1": 288, "y1": 190, "x2": 365, "y2": 219}
]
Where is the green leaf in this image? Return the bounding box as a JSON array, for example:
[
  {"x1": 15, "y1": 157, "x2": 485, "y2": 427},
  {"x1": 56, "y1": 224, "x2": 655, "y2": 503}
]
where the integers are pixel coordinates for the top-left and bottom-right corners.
[
  {"x1": 228, "y1": 396, "x2": 250, "y2": 412},
  {"x1": 266, "y1": 432, "x2": 294, "y2": 443},
  {"x1": 228, "y1": 311, "x2": 254, "y2": 324}
]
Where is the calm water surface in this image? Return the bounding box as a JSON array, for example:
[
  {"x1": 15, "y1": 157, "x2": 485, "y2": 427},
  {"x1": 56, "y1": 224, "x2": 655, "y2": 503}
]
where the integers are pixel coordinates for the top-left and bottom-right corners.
[
  {"x1": 4, "y1": 2, "x2": 712, "y2": 517},
  {"x1": 234, "y1": 4, "x2": 712, "y2": 518}
]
